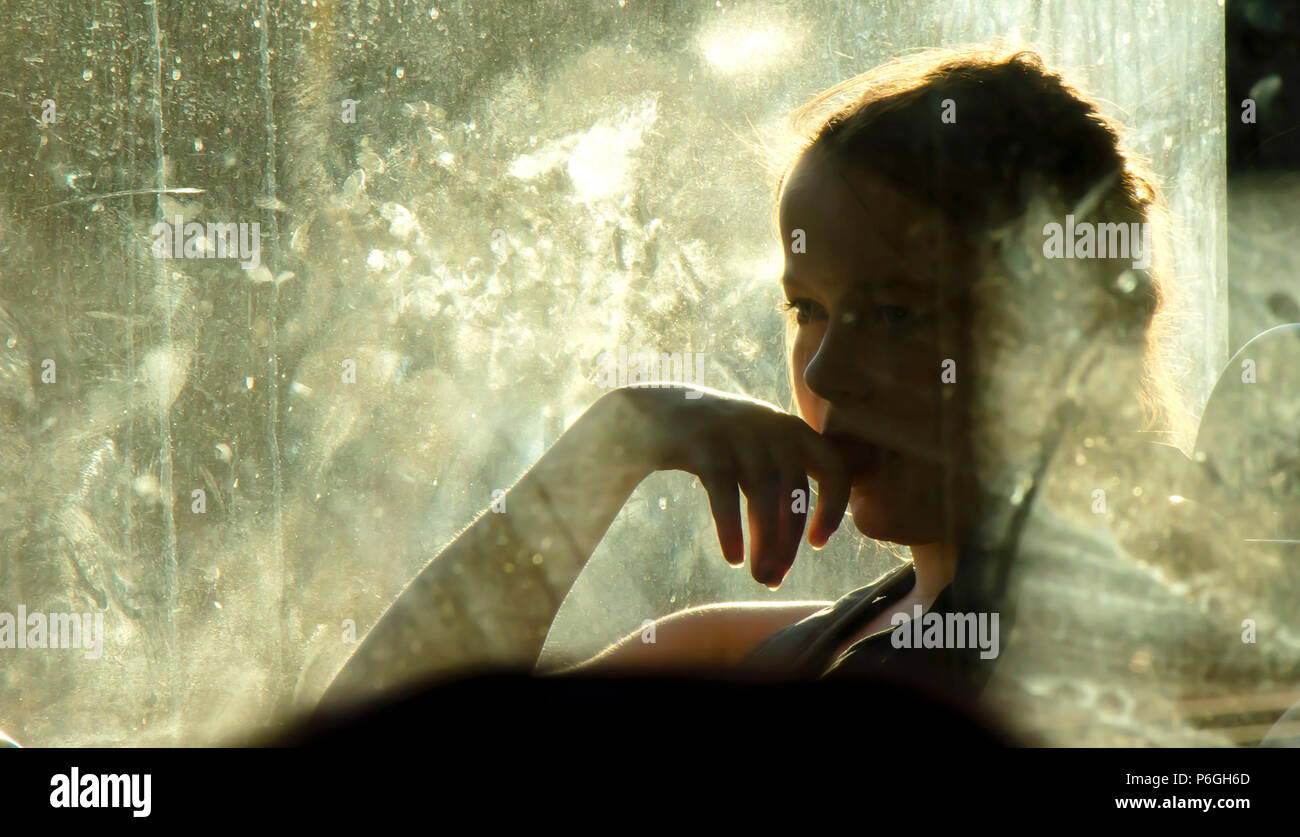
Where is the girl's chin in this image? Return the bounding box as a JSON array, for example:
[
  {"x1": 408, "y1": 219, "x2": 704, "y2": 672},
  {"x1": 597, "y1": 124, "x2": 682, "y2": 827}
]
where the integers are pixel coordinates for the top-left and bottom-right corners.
[
  {"x1": 847, "y1": 485, "x2": 930, "y2": 545},
  {"x1": 847, "y1": 488, "x2": 892, "y2": 540}
]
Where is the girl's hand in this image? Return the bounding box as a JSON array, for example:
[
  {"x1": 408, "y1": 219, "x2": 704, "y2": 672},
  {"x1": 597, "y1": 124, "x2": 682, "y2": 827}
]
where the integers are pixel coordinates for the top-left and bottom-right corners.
[{"x1": 599, "y1": 384, "x2": 852, "y2": 588}]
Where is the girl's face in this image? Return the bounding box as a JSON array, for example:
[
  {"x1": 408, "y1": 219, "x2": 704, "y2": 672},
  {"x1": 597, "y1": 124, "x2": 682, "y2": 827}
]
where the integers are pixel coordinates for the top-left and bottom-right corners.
[{"x1": 779, "y1": 153, "x2": 978, "y2": 546}]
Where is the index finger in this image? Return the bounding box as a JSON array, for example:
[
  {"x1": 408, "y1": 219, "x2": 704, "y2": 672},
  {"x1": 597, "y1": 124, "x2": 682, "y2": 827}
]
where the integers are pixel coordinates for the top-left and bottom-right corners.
[{"x1": 790, "y1": 422, "x2": 852, "y2": 548}]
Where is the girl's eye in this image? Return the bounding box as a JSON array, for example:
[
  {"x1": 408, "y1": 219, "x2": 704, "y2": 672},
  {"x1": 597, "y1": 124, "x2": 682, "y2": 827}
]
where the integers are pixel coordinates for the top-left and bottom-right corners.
[
  {"x1": 782, "y1": 298, "x2": 822, "y2": 325},
  {"x1": 876, "y1": 305, "x2": 916, "y2": 328}
]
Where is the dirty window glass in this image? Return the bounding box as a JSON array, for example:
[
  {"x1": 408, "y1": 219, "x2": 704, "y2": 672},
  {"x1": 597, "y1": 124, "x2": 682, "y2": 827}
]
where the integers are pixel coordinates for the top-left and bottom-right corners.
[{"x1": 4, "y1": 0, "x2": 1298, "y2": 750}]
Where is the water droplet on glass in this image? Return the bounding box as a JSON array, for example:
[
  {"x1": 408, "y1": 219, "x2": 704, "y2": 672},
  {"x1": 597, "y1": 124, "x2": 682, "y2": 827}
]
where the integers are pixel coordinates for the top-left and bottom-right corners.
[
  {"x1": 733, "y1": 338, "x2": 758, "y2": 359},
  {"x1": 82, "y1": 69, "x2": 92, "y2": 81},
  {"x1": 396, "y1": 66, "x2": 405, "y2": 79},
  {"x1": 172, "y1": 68, "x2": 181, "y2": 81},
  {"x1": 1115, "y1": 270, "x2": 1139, "y2": 294},
  {"x1": 658, "y1": 497, "x2": 668, "y2": 510},
  {"x1": 429, "y1": 7, "x2": 440, "y2": 19},
  {"x1": 1009, "y1": 473, "x2": 1033, "y2": 506},
  {"x1": 133, "y1": 473, "x2": 159, "y2": 498},
  {"x1": 194, "y1": 138, "x2": 203, "y2": 152}
]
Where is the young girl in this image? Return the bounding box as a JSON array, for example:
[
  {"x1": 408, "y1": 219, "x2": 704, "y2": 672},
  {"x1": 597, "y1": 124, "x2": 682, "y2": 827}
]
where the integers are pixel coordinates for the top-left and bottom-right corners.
[{"x1": 319, "y1": 45, "x2": 1250, "y2": 742}]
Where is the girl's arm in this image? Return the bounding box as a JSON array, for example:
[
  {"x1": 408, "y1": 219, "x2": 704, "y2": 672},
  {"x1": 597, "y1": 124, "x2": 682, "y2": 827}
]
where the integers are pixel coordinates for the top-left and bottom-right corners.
[
  {"x1": 318, "y1": 383, "x2": 850, "y2": 711},
  {"x1": 318, "y1": 389, "x2": 653, "y2": 710},
  {"x1": 546, "y1": 600, "x2": 831, "y2": 675}
]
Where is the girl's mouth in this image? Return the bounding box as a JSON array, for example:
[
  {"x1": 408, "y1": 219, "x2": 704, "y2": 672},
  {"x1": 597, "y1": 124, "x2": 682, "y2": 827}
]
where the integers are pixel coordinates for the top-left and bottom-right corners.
[{"x1": 825, "y1": 432, "x2": 893, "y2": 480}]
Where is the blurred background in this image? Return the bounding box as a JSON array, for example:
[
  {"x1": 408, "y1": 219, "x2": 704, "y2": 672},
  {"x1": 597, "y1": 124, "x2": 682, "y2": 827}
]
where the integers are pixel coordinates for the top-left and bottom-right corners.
[{"x1": 0, "y1": 0, "x2": 1293, "y2": 745}]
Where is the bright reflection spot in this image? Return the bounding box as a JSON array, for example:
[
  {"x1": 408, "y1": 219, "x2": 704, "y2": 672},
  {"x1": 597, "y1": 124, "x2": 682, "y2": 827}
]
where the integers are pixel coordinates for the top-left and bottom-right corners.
[
  {"x1": 697, "y1": 19, "x2": 799, "y2": 75},
  {"x1": 508, "y1": 96, "x2": 659, "y2": 203}
]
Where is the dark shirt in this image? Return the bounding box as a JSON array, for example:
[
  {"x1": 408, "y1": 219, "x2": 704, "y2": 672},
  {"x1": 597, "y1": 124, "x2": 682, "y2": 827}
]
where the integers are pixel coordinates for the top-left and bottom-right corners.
[{"x1": 735, "y1": 560, "x2": 1000, "y2": 697}]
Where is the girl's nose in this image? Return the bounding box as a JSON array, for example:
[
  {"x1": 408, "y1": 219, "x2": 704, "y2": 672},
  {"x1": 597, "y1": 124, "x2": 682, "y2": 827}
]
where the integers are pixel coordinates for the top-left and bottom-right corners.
[{"x1": 803, "y1": 318, "x2": 870, "y2": 405}]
